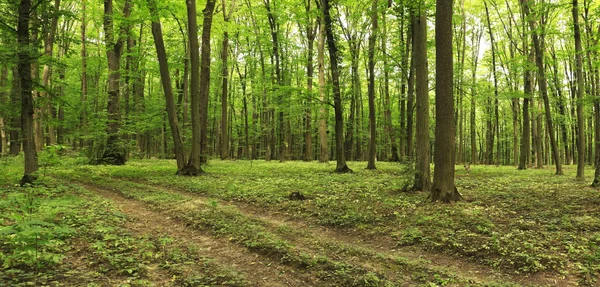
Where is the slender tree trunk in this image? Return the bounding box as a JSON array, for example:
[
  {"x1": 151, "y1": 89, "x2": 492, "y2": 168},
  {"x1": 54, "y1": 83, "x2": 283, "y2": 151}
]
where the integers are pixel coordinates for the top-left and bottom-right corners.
[
  {"x1": 412, "y1": 10, "x2": 430, "y2": 191},
  {"x1": 406, "y1": 18, "x2": 415, "y2": 159},
  {"x1": 18, "y1": 0, "x2": 38, "y2": 184},
  {"x1": 322, "y1": 0, "x2": 351, "y2": 173},
  {"x1": 317, "y1": 19, "x2": 328, "y2": 163},
  {"x1": 432, "y1": 0, "x2": 460, "y2": 202},
  {"x1": 10, "y1": 67, "x2": 21, "y2": 156},
  {"x1": 366, "y1": 0, "x2": 378, "y2": 170},
  {"x1": 470, "y1": 26, "x2": 482, "y2": 165},
  {"x1": 484, "y1": 1, "x2": 499, "y2": 165},
  {"x1": 148, "y1": 0, "x2": 187, "y2": 172},
  {"x1": 519, "y1": 47, "x2": 533, "y2": 170},
  {"x1": 521, "y1": 0, "x2": 562, "y2": 175},
  {"x1": 0, "y1": 67, "x2": 7, "y2": 156},
  {"x1": 381, "y1": 9, "x2": 398, "y2": 162},
  {"x1": 573, "y1": 0, "x2": 585, "y2": 180},
  {"x1": 220, "y1": 0, "x2": 233, "y2": 160},
  {"x1": 304, "y1": 0, "x2": 316, "y2": 161},
  {"x1": 200, "y1": 0, "x2": 217, "y2": 164}
]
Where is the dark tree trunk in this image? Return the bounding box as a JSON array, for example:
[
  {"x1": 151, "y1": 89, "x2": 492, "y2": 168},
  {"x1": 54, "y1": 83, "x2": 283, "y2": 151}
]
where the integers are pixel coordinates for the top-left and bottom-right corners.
[
  {"x1": 10, "y1": 67, "x2": 21, "y2": 156},
  {"x1": 573, "y1": 0, "x2": 585, "y2": 180},
  {"x1": 18, "y1": 0, "x2": 38, "y2": 185},
  {"x1": 322, "y1": 0, "x2": 351, "y2": 173},
  {"x1": 102, "y1": 0, "x2": 131, "y2": 165},
  {"x1": 366, "y1": 0, "x2": 378, "y2": 170},
  {"x1": 521, "y1": 0, "x2": 563, "y2": 175},
  {"x1": 432, "y1": 0, "x2": 461, "y2": 202},
  {"x1": 184, "y1": 0, "x2": 203, "y2": 175},
  {"x1": 148, "y1": 0, "x2": 187, "y2": 173},
  {"x1": 519, "y1": 47, "x2": 533, "y2": 170}
]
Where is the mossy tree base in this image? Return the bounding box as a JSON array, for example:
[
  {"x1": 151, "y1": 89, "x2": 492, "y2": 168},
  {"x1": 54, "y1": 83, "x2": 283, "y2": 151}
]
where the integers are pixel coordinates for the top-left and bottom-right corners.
[
  {"x1": 19, "y1": 174, "x2": 37, "y2": 186},
  {"x1": 430, "y1": 186, "x2": 463, "y2": 203},
  {"x1": 101, "y1": 140, "x2": 128, "y2": 165},
  {"x1": 177, "y1": 164, "x2": 204, "y2": 176},
  {"x1": 335, "y1": 165, "x2": 353, "y2": 173}
]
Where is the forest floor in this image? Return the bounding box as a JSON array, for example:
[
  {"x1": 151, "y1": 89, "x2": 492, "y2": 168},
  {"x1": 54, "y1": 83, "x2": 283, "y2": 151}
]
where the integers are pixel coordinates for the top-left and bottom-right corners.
[{"x1": 1, "y1": 154, "x2": 599, "y2": 286}]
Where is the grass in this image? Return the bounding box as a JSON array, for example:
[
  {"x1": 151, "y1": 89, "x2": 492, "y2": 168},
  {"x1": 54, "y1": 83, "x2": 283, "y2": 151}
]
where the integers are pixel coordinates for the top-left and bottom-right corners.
[{"x1": 2, "y1": 152, "x2": 600, "y2": 285}]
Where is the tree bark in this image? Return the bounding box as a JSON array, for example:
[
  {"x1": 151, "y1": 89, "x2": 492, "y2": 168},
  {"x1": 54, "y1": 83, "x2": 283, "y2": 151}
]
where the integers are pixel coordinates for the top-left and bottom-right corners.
[
  {"x1": 10, "y1": 67, "x2": 21, "y2": 156},
  {"x1": 18, "y1": 0, "x2": 38, "y2": 184},
  {"x1": 366, "y1": 0, "x2": 378, "y2": 170},
  {"x1": 412, "y1": 9, "x2": 430, "y2": 191},
  {"x1": 322, "y1": 0, "x2": 351, "y2": 173},
  {"x1": 184, "y1": 0, "x2": 203, "y2": 174},
  {"x1": 102, "y1": 0, "x2": 131, "y2": 165},
  {"x1": 573, "y1": 0, "x2": 585, "y2": 180},
  {"x1": 432, "y1": 0, "x2": 461, "y2": 202},
  {"x1": 148, "y1": 0, "x2": 187, "y2": 173},
  {"x1": 521, "y1": 0, "x2": 563, "y2": 175},
  {"x1": 317, "y1": 18, "x2": 328, "y2": 163}
]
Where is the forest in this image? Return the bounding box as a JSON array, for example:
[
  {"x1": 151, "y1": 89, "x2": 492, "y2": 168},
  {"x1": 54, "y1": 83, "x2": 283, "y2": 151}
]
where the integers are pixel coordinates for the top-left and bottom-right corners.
[{"x1": 1, "y1": 0, "x2": 600, "y2": 285}]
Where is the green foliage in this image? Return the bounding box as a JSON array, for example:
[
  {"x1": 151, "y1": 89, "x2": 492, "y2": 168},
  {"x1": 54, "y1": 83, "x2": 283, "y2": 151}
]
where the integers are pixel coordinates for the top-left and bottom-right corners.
[{"x1": 46, "y1": 159, "x2": 600, "y2": 285}]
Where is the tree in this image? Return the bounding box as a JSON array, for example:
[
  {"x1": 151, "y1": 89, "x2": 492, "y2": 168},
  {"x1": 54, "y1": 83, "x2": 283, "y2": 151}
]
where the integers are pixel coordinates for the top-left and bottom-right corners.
[
  {"x1": 431, "y1": 0, "x2": 461, "y2": 202},
  {"x1": 317, "y1": 15, "x2": 328, "y2": 163},
  {"x1": 147, "y1": 0, "x2": 187, "y2": 173},
  {"x1": 101, "y1": 0, "x2": 132, "y2": 165},
  {"x1": 366, "y1": 0, "x2": 378, "y2": 170},
  {"x1": 521, "y1": 0, "x2": 563, "y2": 175},
  {"x1": 322, "y1": 0, "x2": 351, "y2": 173},
  {"x1": 573, "y1": 0, "x2": 585, "y2": 180},
  {"x1": 412, "y1": 5, "x2": 430, "y2": 191},
  {"x1": 17, "y1": 0, "x2": 38, "y2": 185},
  {"x1": 220, "y1": 0, "x2": 235, "y2": 160}
]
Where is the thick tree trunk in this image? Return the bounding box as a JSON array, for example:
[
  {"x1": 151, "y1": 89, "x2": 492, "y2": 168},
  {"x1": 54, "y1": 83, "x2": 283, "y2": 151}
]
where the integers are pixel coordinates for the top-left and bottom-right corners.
[
  {"x1": 102, "y1": 0, "x2": 131, "y2": 165},
  {"x1": 18, "y1": 0, "x2": 38, "y2": 185},
  {"x1": 432, "y1": 0, "x2": 461, "y2": 202},
  {"x1": 322, "y1": 0, "x2": 351, "y2": 173},
  {"x1": 148, "y1": 0, "x2": 187, "y2": 172},
  {"x1": 412, "y1": 11, "x2": 430, "y2": 191},
  {"x1": 366, "y1": 0, "x2": 378, "y2": 170}
]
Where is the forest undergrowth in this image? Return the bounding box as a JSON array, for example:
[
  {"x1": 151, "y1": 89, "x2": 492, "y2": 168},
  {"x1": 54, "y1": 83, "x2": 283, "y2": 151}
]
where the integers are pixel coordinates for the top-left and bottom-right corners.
[{"x1": 1, "y1": 151, "x2": 599, "y2": 286}]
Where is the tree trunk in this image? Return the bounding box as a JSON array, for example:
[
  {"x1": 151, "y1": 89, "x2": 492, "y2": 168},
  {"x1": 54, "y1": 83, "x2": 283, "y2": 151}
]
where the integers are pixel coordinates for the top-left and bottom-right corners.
[
  {"x1": 573, "y1": 0, "x2": 585, "y2": 180},
  {"x1": 18, "y1": 0, "x2": 38, "y2": 184},
  {"x1": 322, "y1": 0, "x2": 351, "y2": 173},
  {"x1": 521, "y1": 0, "x2": 563, "y2": 175},
  {"x1": 406, "y1": 18, "x2": 415, "y2": 160},
  {"x1": 102, "y1": 0, "x2": 131, "y2": 165},
  {"x1": 0, "y1": 67, "x2": 7, "y2": 156},
  {"x1": 184, "y1": 0, "x2": 203, "y2": 175},
  {"x1": 432, "y1": 0, "x2": 461, "y2": 202},
  {"x1": 317, "y1": 18, "x2": 328, "y2": 163},
  {"x1": 220, "y1": 0, "x2": 233, "y2": 160},
  {"x1": 10, "y1": 67, "x2": 21, "y2": 156},
  {"x1": 412, "y1": 10, "x2": 430, "y2": 191},
  {"x1": 519, "y1": 47, "x2": 533, "y2": 170},
  {"x1": 304, "y1": 0, "x2": 316, "y2": 162},
  {"x1": 148, "y1": 0, "x2": 187, "y2": 173},
  {"x1": 366, "y1": 0, "x2": 378, "y2": 170},
  {"x1": 200, "y1": 0, "x2": 217, "y2": 164}
]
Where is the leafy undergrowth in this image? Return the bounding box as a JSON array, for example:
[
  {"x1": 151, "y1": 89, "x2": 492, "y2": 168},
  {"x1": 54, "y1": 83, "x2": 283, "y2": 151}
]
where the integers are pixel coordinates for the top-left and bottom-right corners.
[
  {"x1": 0, "y1": 156, "x2": 246, "y2": 286},
  {"x1": 7, "y1": 153, "x2": 600, "y2": 285}
]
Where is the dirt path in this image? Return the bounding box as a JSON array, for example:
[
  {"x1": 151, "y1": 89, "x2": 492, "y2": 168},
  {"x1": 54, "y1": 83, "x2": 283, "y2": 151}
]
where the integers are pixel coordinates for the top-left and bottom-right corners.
[
  {"x1": 72, "y1": 178, "x2": 578, "y2": 287},
  {"x1": 82, "y1": 184, "x2": 319, "y2": 287},
  {"x1": 118, "y1": 179, "x2": 577, "y2": 287}
]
